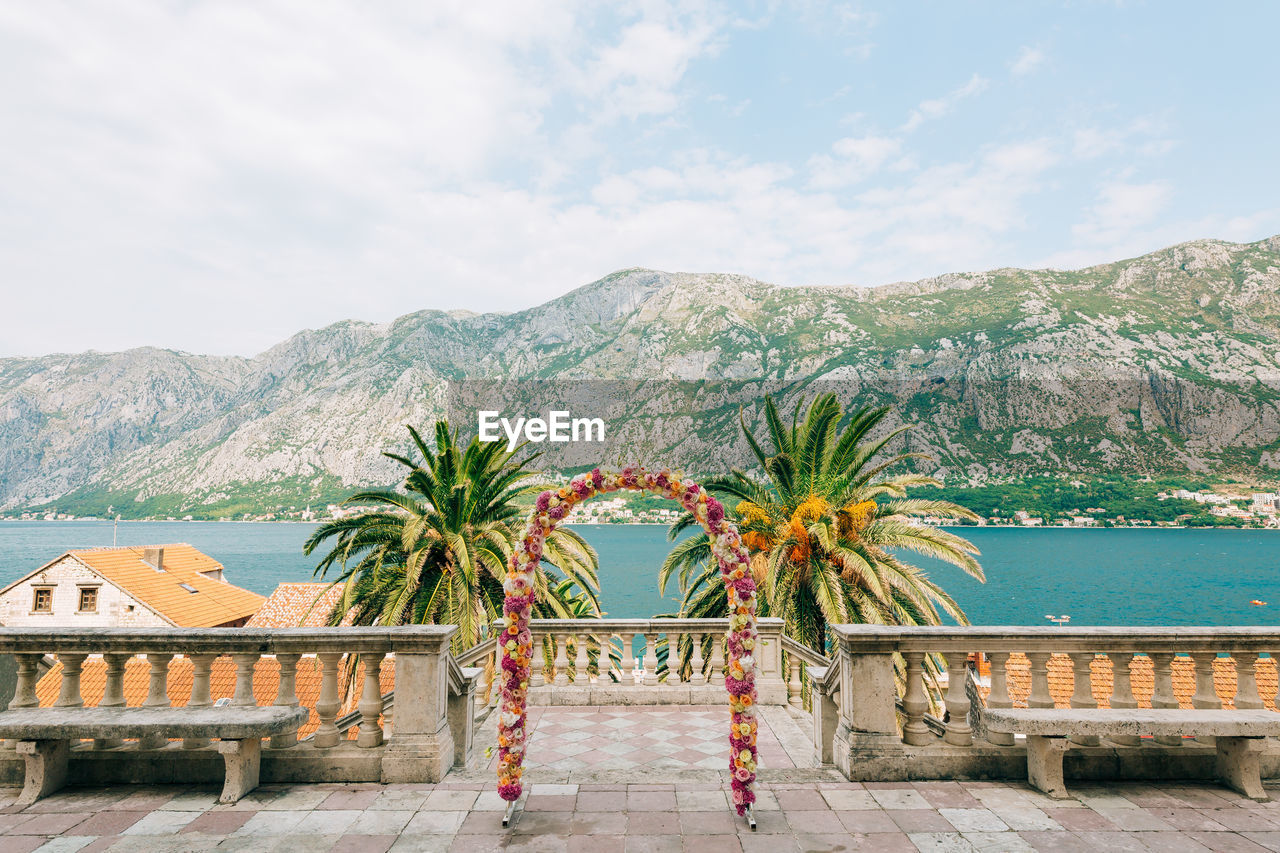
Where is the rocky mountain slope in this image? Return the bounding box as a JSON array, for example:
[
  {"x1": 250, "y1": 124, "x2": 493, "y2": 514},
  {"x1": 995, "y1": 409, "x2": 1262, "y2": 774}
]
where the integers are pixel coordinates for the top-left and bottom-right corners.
[{"x1": 4, "y1": 236, "x2": 1280, "y2": 516}]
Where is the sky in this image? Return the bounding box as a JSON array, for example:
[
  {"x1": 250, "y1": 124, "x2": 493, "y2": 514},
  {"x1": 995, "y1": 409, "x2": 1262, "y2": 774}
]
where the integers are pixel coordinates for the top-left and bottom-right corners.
[{"x1": 2, "y1": 1, "x2": 1278, "y2": 358}]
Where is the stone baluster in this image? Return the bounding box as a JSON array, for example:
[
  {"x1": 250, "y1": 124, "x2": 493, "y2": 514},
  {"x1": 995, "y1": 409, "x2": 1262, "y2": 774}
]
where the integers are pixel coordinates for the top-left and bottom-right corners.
[
  {"x1": 183, "y1": 653, "x2": 216, "y2": 750},
  {"x1": 313, "y1": 652, "x2": 344, "y2": 748},
  {"x1": 985, "y1": 652, "x2": 1014, "y2": 746},
  {"x1": 140, "y1": 653, "x2": 172, "y2": 749},
  {"x1": 271, "y1": 653, "x2": 302, "y2": 749},
  {"x1": 55, "y1": 653, "x2": 87, "y2": 708},
  {"x1": 357, "y1": 653, "x2": 386, "y2": 748},
  {"x1": 709, "y1": 632, "x2": 725, "y2": 682},
  {"x1": 628, "y1": 633, "x2": 643, "y2": 685},
  {"x1": 553, "y1": 634, "x2": 570, "y2": 686},
  {"x1": 1068, "y1": 653, "x2": 1099, "y2": 745},
  {"x1": 1026, "y1": 652, "x2": 1054, "y2": 709},
  {"x1": 901, "y1": 651, "x2": 932, "y2": 745},
  {"x1": 643, "y1": 633, "x2": 657, "y2": 685},
  {"x1": 95, "y1": 653, "x2": 129, "y2": 750},
  {"x1": 9, "y1": 654, "x2": 41, "y2": 710},
  {"x1": 943, "y1": 653, "x2": 973, "y2": 746},
  {"x1": 1234, "y1": 652, "x2": 1264, "y2": 710},
  {"x1": 788, "y1": 655, "x2": 802, "y2": 706},
  {"x1": 1108, "y1": 653, "x2": 1141, "y2": 746},
  {"x1": 689, "y1": 633, "x2": 705, "y2": 685},
  {"x1": 1150, "y1": 653, "x2": 1181, "y2": 746},
  {"x1": 574, "y1": 634, "x2": 590, "y2": 684},
  {"x1": 231, "y1": 653, "x2": 258, "y2": 706},
  {"x1": 1191, "y1": 652, "x2": 1221, "y2": 745},
  {"x1": 530, "y1": 633, "x2": 547, "y2": 687}
]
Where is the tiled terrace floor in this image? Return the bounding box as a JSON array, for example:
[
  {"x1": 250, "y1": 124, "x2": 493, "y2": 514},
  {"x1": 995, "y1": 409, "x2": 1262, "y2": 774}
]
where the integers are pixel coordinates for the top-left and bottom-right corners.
[
  {"x1": 6, "y1": 778, "x2": 1280, "y2": 852},
  {"x1": 484, "y1": 705, "x2": 797, "y2": 773}
]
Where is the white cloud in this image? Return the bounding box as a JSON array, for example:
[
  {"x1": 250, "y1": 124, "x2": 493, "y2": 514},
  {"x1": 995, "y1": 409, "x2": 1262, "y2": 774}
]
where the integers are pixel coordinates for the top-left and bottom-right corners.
[
  {"x1": 1072, "y1": 181, "x2": 1174, "y2": 244},
  {"x1": 902, "y1": 74, "x2": 989, "y2": 132},
  {"x1": 1010, "y1": 46, "x2": 1045, "y2": 76},
  {"x1": 807, "y1": 135, "x2": 904, "y2": 188}
]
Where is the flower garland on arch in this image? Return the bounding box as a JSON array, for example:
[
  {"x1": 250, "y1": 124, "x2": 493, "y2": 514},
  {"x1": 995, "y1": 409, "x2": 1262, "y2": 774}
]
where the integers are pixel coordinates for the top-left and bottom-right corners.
[{"x1": 496, "y1": 465, "x2": 760, "y2": 815}]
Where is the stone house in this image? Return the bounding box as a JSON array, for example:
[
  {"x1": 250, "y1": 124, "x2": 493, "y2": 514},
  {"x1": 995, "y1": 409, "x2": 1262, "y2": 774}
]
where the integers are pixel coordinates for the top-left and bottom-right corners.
[{"x1": 0, "y1": 544, "x2": 264, "y2": 628}]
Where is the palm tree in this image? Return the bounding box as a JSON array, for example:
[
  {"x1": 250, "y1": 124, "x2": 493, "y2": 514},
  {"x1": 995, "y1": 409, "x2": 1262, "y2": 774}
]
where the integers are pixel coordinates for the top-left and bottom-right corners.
[
  {"x1": 660, "y1": 393, "x2": 983, "y2": 656},
  {"x1": 304, "y1": 420, "x2": 601, "y2": 650}
]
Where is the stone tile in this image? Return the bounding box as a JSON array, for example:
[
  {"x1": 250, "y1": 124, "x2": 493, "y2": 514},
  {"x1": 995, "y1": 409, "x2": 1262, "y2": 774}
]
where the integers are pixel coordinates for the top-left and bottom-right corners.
[
  {"x1": 1089, "y1": 807, "x2": 1173, "y2": 832},
  {"x1": 422, "y1": 790, "x2": 479, "y2": 811},
  {"x1": 509, "y1": 812, "x2": 573, "y2": 835},
  {"x1": 319, "y1": 790, "x2": 382, "y2": 811},
  {"x1": 369, "y1": 791, "x2": 430, "y2": 811},
  {"x1": 66, "y1": 811, "x2": 149, "y2": 836},
  {"x1": 162, "y1": 790, "x2": 222, "y2": 811},
  {"x1": 1130, "y1": 832, "x2": 1212, "y2": 851},
  {"x1": 962, "y1": 832, "x2": 1037, "y2": 852},
  {"x1": 870, "y1": 788, "x2": 933, "y2": 810},
  {"x1": 347, "y1": 809, "x2": 415, "y2": 836},
  {"x1": 331, "y1": 835, "x2": 397, "y2": 853},
  {"x1": 571, "y1": 812, "x2": 628, "y2": 835},
  {"x1": 31, "y1": 838, "x2": 96, "y2": 853},
  {"x1": 295, "y1": 809, "x2": 364, "y2": 835},
  {"x1": 836, "y1": 809, "x2": 899, "y2": 833},
  {"x1": 771, "y1": 790, "x2": 826, "y2": 811},
  {"x1": 524, "y1": 795, "x2": 576, "y2": 811},
  {"x1": 623, "y1": 837, "x2": 683, "y2": 853},
  {"x1": 180, "y1": 810, "x2": 255, "y2": 835},
  {"x1": 909, "y1": 833, "x2": 982, "y2": 852},
  {"x1": 627, "y1": 811, "x2": 680, "y2": 834},
  {"x1": 680, "y1": 835, "x2": 740, "y2": 853},
  {"x1": 737, "y1": 836, "x2": 800, "y2": 853},
  {"x1": 627, "y1": 791, "x2": 676, "y2": 812},
  {"x1": 940, "y1": 809, "x2": 1010, "y2": 833},
  {"x1": 530, "y1": 784, "x2": 579, "y2": 796},
  {"x1": 231, "y1": 809, "x2": 311, "y2": 836},
  {"x1": 469, "y1": 791, "x2": 508, "y2": 812},
  {"x1": 988, "y1": 807, "x2": 1062, "y2": 832},
  {"x1": 1242, "y1": 833, "x2": 1280, "y2": 852},
  {"x1": 887, "y1": 808, "x2": 955, "y2": 833},
  {"x1": 404, "y1": 810, "x2": 467, "y2": 835},
  {"x1": 678, "y1": 810, "x2": 738, "y2": 835},
  {"x1": 10, "y1": 813, "x2": 90, "y2": 835},
  {"x1": 4, "y1": 840, "x2": 54, "y2": 853},
  {"x1": 676, "y1": 790, "x2": 728, "y2": 811},
  {"x1": 820, "y1": 788, "x2": 878, "y2": 810},
  {"x1": 445, "y1": 835, "x2": 507, "y2": 853},
  {"x1": 1040, "y1": 809, "x2": 1118, "y2": 832},
  {"x1": 272, "y1": 836, "x2": 346, "y2": 853},
  {"x1": 22, "y1": 789, "x2": 125, "y2": 814},
  {"x1": 1184, "y1": 832, "x2": 1272, "y2": 852},
  {"x1": 781, "y1": 809, "x2": 845, "y2": 834},
  {"x1": 568, "y1": 836, "x2": 624, "y2": 853},
  {"x1": 1014, "y1": 831, "x2": 1094, "y2": 853},
  {"x1": 579, "y1": 791, "x2": 628, "y2": 811},
  {"x1": 1071, "y1": 831, "x2": 1148, "y2": 852},
  {"x1": 1204, "y1": 810, "x2": 1280, "y2": 833}
]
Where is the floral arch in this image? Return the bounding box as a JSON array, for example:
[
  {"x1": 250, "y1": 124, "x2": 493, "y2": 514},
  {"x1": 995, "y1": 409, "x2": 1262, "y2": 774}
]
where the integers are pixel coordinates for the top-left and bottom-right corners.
[{"x1": 496, "y1": 466, "x2": 760, "y2": 815}]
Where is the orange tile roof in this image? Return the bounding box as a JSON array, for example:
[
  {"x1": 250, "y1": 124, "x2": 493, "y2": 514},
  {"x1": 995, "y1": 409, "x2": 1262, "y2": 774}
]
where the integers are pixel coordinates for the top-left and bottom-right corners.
[
  {"x1": 245, "y1": 583, "x2": 348, "y2": 628},
  {"x1": 67, "y1": 545, "x2": 264, "y2": 628},
  {"x1": 36, "y1": 654, "x2": 396, "y2": 740}
]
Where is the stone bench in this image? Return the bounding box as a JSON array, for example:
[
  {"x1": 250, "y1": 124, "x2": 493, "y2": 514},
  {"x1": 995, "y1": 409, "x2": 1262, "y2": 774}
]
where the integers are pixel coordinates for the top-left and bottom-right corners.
[
  {"x1": 0, "y1": 705, "x2": 310, "y2": 806},
  {"x1": 985, "y1": 708, "x2": 1280, "y2": 802}
]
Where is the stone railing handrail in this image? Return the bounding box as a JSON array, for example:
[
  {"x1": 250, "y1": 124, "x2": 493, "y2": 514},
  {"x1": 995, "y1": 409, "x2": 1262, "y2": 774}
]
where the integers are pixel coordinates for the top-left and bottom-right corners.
[
  {"x1": 830, "y1": 624, "x2": 1280, "y2": 654},
  {"x1": 0, "y1": 625, "x2": 458, "y2": 655}
]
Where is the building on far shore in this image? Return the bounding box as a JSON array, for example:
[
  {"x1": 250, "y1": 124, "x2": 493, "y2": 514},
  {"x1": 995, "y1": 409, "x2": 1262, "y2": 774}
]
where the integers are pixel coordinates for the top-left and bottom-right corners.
[{"x1": 0, "y1": 544, "x2": 264, "y2": 628}]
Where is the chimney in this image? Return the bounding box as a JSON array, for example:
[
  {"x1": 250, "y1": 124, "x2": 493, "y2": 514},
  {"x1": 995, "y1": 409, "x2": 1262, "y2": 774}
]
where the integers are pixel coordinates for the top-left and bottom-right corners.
[{"x1": 143, "y1": 546, "x2": 165, "y2": 571}]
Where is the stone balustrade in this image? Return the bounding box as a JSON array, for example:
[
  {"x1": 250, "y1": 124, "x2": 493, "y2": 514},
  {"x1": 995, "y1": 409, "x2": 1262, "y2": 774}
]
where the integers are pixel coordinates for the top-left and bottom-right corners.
[
  {"x1": 0, "y1": 626, "x2": 477, "y2": 788},
  {"x1": 819, "y1": 625, "x2": 1280, "y2": 785},
  {"x1": 496, "y1": 618, "x2": 789, "y2": 705}
]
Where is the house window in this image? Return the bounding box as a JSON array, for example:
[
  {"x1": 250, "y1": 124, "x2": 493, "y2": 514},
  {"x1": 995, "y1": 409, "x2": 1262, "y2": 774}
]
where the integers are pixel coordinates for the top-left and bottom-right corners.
[
  {"x1": 78, "y1": 587, "x2": 99, "y2": 613},
  {"x1": 32, "y1": 588, "x2": 53, "y2": 613}
]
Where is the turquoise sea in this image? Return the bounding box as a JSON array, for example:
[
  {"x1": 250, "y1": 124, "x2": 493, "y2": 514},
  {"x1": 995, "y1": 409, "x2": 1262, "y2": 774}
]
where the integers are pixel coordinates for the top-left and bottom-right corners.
[{"x1": 1, "y1": 521, "x2": 1278, "y2": 626}]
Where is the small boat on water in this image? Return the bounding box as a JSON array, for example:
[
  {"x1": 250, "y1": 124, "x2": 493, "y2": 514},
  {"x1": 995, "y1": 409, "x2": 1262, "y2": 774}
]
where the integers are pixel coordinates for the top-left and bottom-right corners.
[{"x1": 1250, "y1": 599, "x2": 1267, "y2": 606}]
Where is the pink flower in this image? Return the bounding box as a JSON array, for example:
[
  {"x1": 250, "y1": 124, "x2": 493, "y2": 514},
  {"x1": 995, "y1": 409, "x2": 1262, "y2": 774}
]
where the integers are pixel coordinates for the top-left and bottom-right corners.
[
  {"x1": 498, "y1": 782, "x2": 522, "y2": 801},
  {"x1": 535, "y1": 492, "x2": 551, "y2": 512},
  {"x1": 549, "y1": 504, "x2": 566, "y2": 520}
]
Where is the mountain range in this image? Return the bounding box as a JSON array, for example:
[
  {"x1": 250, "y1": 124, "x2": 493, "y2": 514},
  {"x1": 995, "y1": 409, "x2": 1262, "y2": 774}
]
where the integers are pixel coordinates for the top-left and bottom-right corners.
[{"x1": 4, "y1": 235, "x2": 1280, "y2": 517}]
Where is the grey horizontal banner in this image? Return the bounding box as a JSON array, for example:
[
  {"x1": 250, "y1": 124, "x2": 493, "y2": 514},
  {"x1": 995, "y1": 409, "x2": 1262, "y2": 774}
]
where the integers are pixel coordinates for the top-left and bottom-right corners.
[{"x1": 443, "y1": 378, "x2": 1280, "y2": 481}]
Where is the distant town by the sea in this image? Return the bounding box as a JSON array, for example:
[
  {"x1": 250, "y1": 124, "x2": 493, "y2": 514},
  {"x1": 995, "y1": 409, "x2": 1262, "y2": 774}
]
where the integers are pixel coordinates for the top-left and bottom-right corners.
[{"x1": 1, "y1": 521, "x2": 1278, "y2": 627}]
